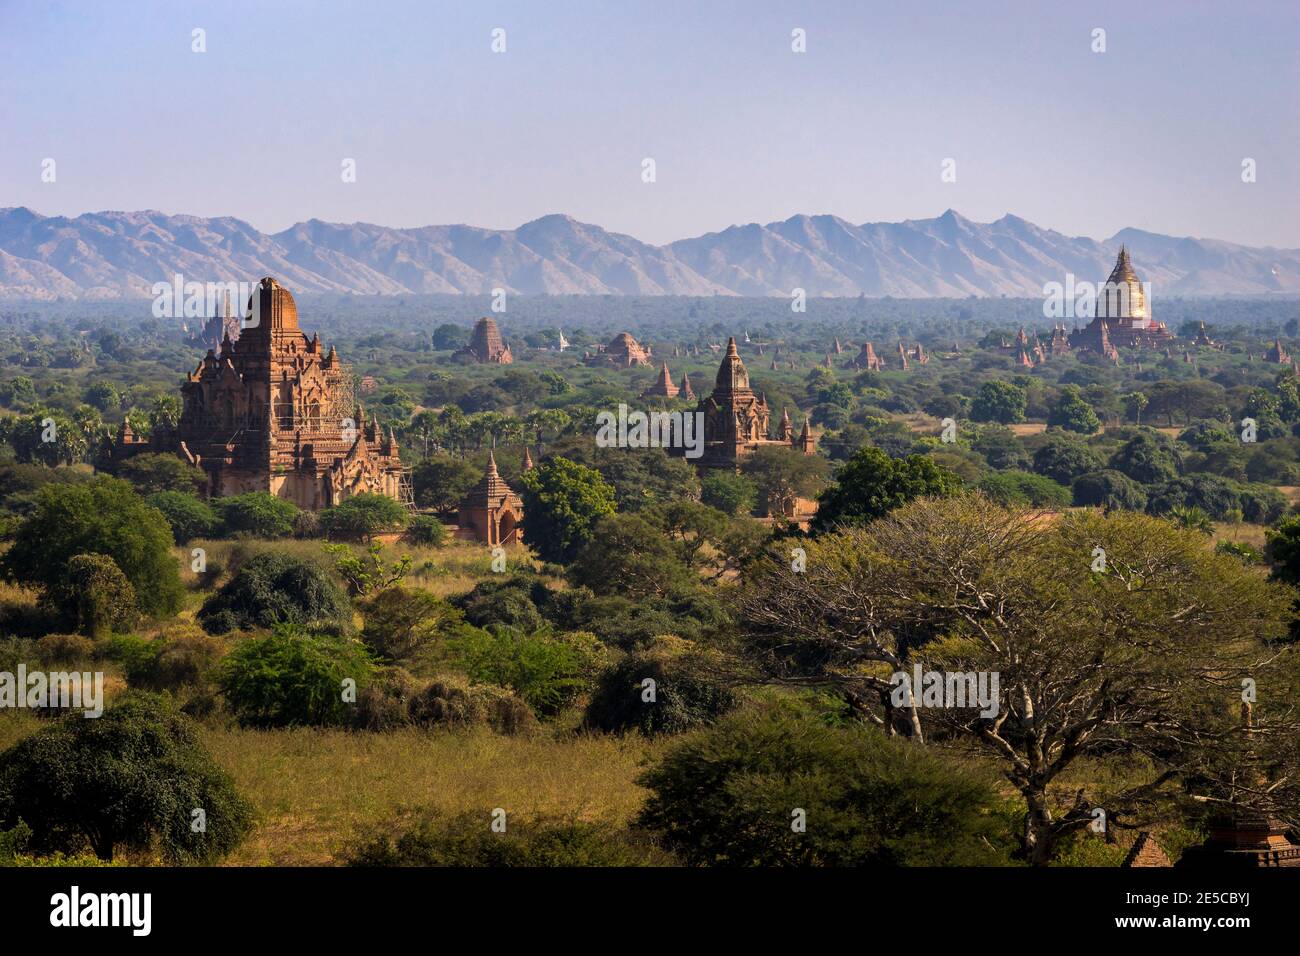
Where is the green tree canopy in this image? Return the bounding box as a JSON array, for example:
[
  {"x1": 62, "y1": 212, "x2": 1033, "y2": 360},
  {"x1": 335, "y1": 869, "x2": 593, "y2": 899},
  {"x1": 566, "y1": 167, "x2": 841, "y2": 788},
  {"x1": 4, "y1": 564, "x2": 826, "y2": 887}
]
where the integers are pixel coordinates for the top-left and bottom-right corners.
[
  {"x1": 1047, "y1": 385, "x2": 1102, "y2": 434},
  {"x1": 0, "y1": 476, "x2": 183, "y2": 616},
  {"x1": 214, "y1": 491, "x2": 299, "y2": 539},
  {"x1": 197, "y1": 551, "x2": 351, "y2": 634},
  {"x1": 1109, "y1": 431, "x2": 1179, "y2": 484},
  {"x1": 976, "y1": 470, "x2": 1071, "y2": 508},
  {"x1": 411, "y1": 456, "x2": 480, "y2": 514},
  {"x1": 1071, "y1": 469, "x2": 1148, "y2": 511},
  {"x1": 813, "y1": 445, "x2": 960, "y2": 532},
  {"x1": 117, "y1": 453, "x2": 208, "y2": 496},
  {"x1": 147, "y1": 491, "x2": 219, "y2": 545},
  {"x1": 969, "y1": 380, "x2": 1027, "y2": 424},
  {"x1": 320, "y1": 493, "x2": 410, "y2": 542},
  {"x1": 517, "y1": 456, "x2": 617, "y2": 564},
  {"x1": 0, "y1": 693, "x2": 253, "y2": 862},
  {"x1": 567, "y1": 513, "x2": 697, "y2": 599},
  {"x1": 741, "y1": 446, "x2": 829, "y2": 518},
  {"x1": 637, "y1": 708, "x2": 1010, "y2": 866},
  {"x1": 218, "y1": 623, "x2": 375, "y2": 727},
  {"x1": 53, "y1": 553, "x2": 137, "y2": 638},
  {"x1": 1031, "y1": 435, "x2": 1103, "y2": 485},
  {"x1": 700, "y1": 470, "x2": 758, "y2": 517}
]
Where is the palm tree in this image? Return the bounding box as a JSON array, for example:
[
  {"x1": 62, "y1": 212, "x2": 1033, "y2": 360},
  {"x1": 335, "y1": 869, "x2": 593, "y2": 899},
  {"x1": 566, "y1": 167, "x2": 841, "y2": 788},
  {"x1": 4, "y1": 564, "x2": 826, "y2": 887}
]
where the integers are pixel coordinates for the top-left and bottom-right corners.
[
  {"x1": 405, "y1": 410, "x2": 440, "y2": 460},
  {"x1": 1168, "y1": 505, "x2": 1214, "y2": 535}
]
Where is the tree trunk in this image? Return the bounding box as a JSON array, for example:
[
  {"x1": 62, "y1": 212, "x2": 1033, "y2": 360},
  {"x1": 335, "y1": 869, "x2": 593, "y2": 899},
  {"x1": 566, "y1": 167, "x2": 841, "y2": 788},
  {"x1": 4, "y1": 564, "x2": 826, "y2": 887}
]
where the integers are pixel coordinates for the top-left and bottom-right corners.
[
  {"x1": 1023, "y1": 791, "x2": 1056, "y2": 866},
  {"x1": 907, "y1": 697, "x2": 926, "y2": 743}
]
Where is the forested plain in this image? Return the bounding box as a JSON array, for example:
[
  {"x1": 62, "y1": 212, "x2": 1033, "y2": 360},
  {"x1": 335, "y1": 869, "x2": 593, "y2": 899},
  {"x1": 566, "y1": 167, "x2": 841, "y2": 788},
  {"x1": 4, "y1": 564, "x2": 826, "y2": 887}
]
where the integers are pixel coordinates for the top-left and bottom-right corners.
[{"x1": 1, "y1": 293, "x2": 1298, "y2": 868}]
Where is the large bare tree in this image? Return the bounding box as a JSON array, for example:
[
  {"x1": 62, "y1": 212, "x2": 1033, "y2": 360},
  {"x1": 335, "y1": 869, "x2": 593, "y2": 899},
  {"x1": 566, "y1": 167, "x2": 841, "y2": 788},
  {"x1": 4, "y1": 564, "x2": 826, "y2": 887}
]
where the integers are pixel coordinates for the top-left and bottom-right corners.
[{"x1": 732, "y1": 496, "x2": 1298, "y2": 864}]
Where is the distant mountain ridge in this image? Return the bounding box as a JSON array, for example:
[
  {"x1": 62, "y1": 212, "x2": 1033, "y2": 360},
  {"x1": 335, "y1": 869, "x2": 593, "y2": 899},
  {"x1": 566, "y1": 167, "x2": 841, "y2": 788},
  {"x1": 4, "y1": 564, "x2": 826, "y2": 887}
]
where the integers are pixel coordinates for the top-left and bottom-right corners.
[{"x1": 2, "y1": 206, "x2": 1298, "y2": 300}]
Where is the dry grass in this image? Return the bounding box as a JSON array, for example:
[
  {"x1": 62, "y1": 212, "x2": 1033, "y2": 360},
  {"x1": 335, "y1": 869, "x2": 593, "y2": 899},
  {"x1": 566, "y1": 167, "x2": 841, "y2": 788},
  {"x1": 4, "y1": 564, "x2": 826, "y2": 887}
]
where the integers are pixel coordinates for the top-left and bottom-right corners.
[
  {"x1": 0, "y1": 711, "x2": 44, "y2": 753},
  {"x1": 1006, "y1": 422, "x2": 1047, "y2": 436},
  {"x1": 0, "y1": 711, "x2": 662, "y2": 867},
  {"x1": 1213, "y1": 521, "x2": 1268, "y2": 550},
  {"x1": 203, "y1": 725, "x2": 661, "y2": 865},
  {"x1": 183, "y1": 536, "x2": 540, "y2": 602}
]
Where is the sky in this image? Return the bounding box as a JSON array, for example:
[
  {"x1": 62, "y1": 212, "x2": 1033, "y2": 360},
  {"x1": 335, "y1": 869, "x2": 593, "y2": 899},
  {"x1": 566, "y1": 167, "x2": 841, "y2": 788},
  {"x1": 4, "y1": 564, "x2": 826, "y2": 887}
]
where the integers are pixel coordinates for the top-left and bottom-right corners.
[{"x1": 2, "y1": 0, "x2": 1298, "y2": 247}]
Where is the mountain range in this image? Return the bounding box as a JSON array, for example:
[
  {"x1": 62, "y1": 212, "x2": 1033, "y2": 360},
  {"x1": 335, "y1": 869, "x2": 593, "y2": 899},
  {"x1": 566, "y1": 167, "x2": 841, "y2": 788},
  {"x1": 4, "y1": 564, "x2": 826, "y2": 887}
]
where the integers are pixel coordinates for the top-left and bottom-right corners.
[{"x1": 2, "y1": 206, "x2": 1298, "y2": 300}]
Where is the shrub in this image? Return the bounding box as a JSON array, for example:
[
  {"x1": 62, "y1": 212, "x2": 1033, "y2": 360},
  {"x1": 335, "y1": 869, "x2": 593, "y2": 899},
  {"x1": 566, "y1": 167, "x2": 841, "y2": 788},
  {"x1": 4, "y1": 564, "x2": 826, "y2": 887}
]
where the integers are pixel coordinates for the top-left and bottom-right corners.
[
  {"x1": 0, "y1": 637, "x2": 39, "y2": 674},
  {"x1": 292, "y1": 509, "x2": 321, "y2": 539},
  {"x1": 636, "y1": 708, "x2": 1011, "y2": 866},
  {"x1": 360, "y1": 586, "x2": 462, "y2": 663},
  {"x1": 197, "y1": 551, "x2": 351, "y2": 634},
  {"x1": 448, "y1": 626, "x2": 606, "y2": 717},
  {"x1": 217, "y1": 624, "x2": 376, "y2": 727},
  {"x1": 353, "y1": 667, "x2": 418, "y2": 731},
  {"x1": 1179, "y1": 419, "x2": 1235, "y2": 450},
  {"x1": 0, "y1": 477, "x2": 183, "y2": 617},
  {"x1": 52, "y1": 553, "x2": 137, "y2": 638},
  {"x1": 1032, "y1": 436, "x2": 1103, "y2": 485},
  {"x1": 146, "y1": 491, "x2": 218, "y2": 544},
  {"x1": 323, "y1": 542, "x2": 412, "y2": 597},
  {"x1": 1239, "y1": 483, "x2": 1289, "y2": 525},
  {"x1": 451, "y1": 574, "x2": 550, "y2": 632},
  {"x1": 0, "y1": 693, "x2": 253, "y2": 862},
  {"x1": 346, "y1": 812, "x2": 663, "y2": 866},
  {"x1": 104, "y1": 634, "x2": 164, "y2": 687},
  {"x1": 1050, "y1": 834, "x2": 1128, "y2": 867},
  {"x1": 700, "y1": 472, "x2": 758, "y2": 517},
  {"x1": 408, "y1": 675, "x2": 537, "y2": 735},
  {"x1": 976, "y1": 471, "x2": 1072, "y2": 508},
  {"x1": 320, "y1": 493, "x2": 410, "y2": 542},
  {"x1": 1072, "y1": 469, "x2": 1148, "y2": 511},
  {"x1": 1215, "y1": 540, "x2": 1263, "y2": 565},
  {"x1": 406, "y1": 514, "x2": 448, "y2": 547},
  {"x1": 214, "y1": 492, "x2": 299, "y2": 539},
  {"x1": 117, "y1": 453, "x2": 207, "y2": 496},
  {"x1": 1167, "y1": 504, "x2": 1214, "y2": 535},
  {"x1": 35, "y1": 633, "x2": 96, "y2": 666},
  {"x1": 113, "y1": 624, "x2": 226, "y2": 693},
  {"x1": 566, "y1": 590, "x2": 730, "y2": 651},
  {"x1": 584, "y1": 637, "x2": 737, "y2": 736},
  {"x1": 1145, "y1": 474, "x2": 1242, "y2": 520}
]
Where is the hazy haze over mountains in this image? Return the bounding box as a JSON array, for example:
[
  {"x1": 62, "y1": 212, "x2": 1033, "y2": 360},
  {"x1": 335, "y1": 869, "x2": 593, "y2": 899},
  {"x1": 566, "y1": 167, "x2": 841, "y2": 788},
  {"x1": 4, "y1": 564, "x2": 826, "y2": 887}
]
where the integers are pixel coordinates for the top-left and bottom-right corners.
[{"x1": 2, "y1": 206, "x2": 1298, "y2": 301}]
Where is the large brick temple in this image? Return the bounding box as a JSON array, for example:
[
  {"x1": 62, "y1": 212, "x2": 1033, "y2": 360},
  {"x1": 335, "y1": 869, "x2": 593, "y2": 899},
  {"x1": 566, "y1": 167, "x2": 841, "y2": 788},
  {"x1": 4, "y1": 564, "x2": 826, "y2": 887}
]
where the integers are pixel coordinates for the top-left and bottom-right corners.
[
  {"x1": 688, "y1": 337, "x2": 816, "y2": 469},
  {"x1": 101, "y1": 276, "x2": 407, "y2": 510}
]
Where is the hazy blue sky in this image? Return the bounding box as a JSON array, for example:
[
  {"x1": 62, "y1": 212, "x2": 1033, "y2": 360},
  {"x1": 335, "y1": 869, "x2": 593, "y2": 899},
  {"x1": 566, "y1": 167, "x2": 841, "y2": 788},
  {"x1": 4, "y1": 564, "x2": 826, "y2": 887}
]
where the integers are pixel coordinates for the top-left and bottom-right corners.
[{"x1": 3, "y1": 0, "x2": 1298, "y2": 246}]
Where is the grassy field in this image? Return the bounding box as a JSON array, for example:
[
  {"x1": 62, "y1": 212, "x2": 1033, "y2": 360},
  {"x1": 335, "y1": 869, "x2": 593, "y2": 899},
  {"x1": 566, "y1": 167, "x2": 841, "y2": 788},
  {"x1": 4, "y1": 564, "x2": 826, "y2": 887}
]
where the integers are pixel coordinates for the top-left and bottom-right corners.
[
  {"x1": 0, "y1": 689, "x2": 1192, "y2": 867},
  {"x1": 205, "y1": 725, "x2": 661, "y2": 865},
  {"x1": 0, "y1": 707, "x2": 662, "y2": 866}
]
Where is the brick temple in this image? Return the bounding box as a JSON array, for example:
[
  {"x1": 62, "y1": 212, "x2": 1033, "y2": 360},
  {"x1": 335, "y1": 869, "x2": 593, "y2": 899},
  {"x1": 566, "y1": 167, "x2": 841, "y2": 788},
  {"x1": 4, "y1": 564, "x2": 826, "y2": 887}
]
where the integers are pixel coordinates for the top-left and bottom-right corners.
[
  {"x1": 1069, "y1": 247, "x2": 1173, "y2": 355},
  {"x1": 586, "y1": 332, "x2": 652, "y2": 368},
  {"x1": 102, "y1": 277, "x2": 407, "y2": 510},
  {"x1": 454, "y1": 317, "x2": 513, "y2": 364},
  {"x1": 455, "y1": 450, "x2": 523, "y2": 546},
  {"x1": 686, "y1": 337, "x2": 816, "y2": 469}
]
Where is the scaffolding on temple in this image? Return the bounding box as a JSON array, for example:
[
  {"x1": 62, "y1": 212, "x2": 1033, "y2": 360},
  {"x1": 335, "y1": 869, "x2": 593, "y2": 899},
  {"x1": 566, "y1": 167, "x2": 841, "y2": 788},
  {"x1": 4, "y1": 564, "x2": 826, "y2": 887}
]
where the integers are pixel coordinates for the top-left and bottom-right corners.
[{"x1": 398, "y1": 468, "x2": 417, "y2": 512}]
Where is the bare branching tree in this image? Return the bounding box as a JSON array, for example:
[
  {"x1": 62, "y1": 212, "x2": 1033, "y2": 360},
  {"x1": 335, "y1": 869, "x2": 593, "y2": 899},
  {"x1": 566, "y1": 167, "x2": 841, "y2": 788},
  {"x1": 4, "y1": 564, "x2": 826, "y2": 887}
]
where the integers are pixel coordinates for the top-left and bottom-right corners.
[{"x1": 732, "y1": 495, "x2": 1299, "y2": 864}]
